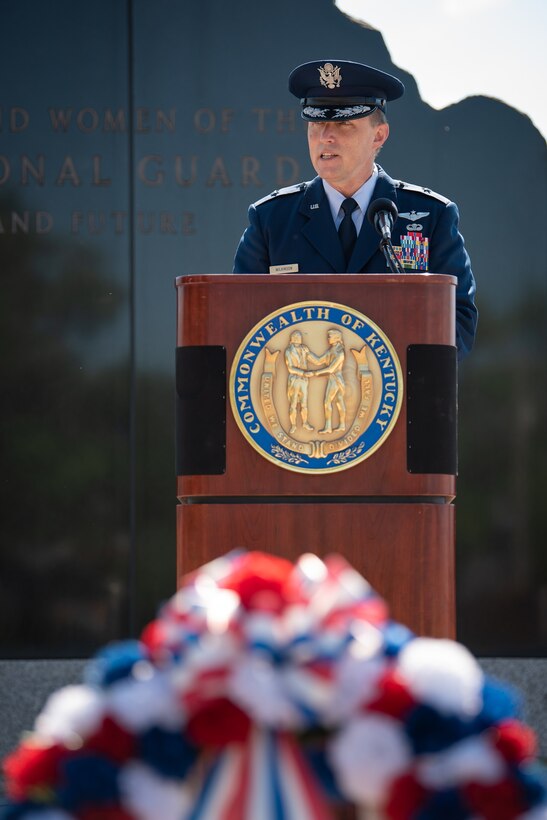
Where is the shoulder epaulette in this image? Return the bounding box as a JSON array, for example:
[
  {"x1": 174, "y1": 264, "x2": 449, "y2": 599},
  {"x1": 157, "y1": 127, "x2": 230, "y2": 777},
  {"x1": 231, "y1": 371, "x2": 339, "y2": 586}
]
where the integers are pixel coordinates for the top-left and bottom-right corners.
[
  {"x1": 395, "y1": 180, "x2": 451, "y2": 205},
  {"x1": 254, "y1": 182, "x2": 308, "y2": 207}
]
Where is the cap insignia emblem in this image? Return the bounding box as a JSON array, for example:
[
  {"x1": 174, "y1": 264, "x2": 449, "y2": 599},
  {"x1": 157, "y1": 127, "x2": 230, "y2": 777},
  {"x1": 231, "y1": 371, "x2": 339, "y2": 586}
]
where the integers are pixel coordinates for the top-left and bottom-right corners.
[{"x1": 319, "y1": 63, "x2": 342, "y2": 89}]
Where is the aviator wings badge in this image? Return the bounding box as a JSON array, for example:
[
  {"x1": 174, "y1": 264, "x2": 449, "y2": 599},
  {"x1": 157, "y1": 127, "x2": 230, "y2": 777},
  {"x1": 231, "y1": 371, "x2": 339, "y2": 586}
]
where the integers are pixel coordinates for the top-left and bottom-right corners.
[{"x1": 399, "y1": 210, "x2": 429, "y2": 221}]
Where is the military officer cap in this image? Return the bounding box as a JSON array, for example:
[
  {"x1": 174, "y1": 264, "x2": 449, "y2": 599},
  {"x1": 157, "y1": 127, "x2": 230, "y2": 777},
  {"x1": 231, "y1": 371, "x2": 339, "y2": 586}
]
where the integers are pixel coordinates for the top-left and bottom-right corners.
[{"x1": 288, "y1": 59, "x2": 404, "y2": 121}]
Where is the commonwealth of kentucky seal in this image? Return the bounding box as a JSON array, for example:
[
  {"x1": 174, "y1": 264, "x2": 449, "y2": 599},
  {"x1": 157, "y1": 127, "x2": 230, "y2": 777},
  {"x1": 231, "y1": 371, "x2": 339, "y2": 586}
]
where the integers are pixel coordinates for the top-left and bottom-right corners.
[{"x1": 229, "y1": 301, "x2": 403, "y2": 474}]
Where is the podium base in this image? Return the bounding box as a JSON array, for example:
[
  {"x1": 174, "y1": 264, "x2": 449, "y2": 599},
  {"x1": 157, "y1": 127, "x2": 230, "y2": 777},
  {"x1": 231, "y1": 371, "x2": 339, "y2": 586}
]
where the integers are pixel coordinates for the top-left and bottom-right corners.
[{"x1": 176, "y1": 500, "x2": 455, "y2": 638}]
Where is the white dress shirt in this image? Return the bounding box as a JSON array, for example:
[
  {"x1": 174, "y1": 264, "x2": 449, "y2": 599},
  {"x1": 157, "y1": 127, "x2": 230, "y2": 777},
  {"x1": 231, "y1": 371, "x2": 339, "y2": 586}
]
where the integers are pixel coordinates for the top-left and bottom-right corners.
[{"x1": 322, "y1": 165, "x2": 379, "y2": 235}]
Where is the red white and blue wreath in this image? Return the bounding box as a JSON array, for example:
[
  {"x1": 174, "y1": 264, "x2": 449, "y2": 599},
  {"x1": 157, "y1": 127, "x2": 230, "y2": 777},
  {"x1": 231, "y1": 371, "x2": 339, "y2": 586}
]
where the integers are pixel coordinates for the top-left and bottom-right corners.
[{"x1": 2, "y1": 550, "x2": 546, "y2": 819}]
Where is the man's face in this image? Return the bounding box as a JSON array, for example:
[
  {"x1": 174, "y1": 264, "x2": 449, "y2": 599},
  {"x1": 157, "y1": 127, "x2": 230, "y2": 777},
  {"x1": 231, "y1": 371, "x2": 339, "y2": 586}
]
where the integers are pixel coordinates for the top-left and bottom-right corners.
[{"x1": 307, "y1": 116, "x2": 389, "y2": 197}]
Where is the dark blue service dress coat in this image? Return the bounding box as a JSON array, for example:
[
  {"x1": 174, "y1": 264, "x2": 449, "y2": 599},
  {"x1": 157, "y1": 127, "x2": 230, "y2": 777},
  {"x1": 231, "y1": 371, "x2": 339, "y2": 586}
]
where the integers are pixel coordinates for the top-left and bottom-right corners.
[{"x1": 233, "y1": 167, "x2": 478, "y2": 360}]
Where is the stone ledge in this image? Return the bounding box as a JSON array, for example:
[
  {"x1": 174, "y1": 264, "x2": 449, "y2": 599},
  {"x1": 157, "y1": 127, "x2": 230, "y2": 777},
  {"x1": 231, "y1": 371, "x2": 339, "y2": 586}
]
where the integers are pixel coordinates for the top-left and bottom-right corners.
[{"x1": 0, "y1": 657, "x2": 545, "y2": 800}]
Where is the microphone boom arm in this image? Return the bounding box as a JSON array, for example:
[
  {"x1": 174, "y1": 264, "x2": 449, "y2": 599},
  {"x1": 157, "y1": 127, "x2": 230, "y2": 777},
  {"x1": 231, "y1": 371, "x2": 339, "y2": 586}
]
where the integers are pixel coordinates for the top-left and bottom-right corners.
[{"x1": 380, "y1": 236, "x2": 405, "y2": 274}]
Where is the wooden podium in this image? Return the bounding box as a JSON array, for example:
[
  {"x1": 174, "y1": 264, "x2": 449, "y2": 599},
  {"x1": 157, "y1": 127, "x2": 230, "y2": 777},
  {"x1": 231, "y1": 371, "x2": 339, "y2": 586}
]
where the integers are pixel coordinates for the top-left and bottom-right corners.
[{"x1": 175, "y1": 274, "x2": 457, "y2": 637}]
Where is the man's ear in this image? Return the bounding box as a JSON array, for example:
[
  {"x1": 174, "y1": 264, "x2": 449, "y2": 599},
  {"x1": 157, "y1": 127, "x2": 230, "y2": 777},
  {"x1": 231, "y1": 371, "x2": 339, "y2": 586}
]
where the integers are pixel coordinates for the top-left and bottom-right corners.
[{"x1": 374, "y1": 122, "x2": 390, "y2": 149}]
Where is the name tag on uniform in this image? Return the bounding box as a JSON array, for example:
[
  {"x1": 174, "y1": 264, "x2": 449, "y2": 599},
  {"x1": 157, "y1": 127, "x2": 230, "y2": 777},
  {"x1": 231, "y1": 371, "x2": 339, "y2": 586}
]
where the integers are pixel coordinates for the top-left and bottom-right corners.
[{"x1": 269, "y1": 263, "x2": 299, "y2": 274}]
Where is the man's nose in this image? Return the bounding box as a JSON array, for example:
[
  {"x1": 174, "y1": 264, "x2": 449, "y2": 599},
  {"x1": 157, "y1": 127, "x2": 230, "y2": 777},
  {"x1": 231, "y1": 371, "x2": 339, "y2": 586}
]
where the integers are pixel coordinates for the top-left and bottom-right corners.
[{"x1": 319, "y1": 124, "x2": 336, "y2": 141}]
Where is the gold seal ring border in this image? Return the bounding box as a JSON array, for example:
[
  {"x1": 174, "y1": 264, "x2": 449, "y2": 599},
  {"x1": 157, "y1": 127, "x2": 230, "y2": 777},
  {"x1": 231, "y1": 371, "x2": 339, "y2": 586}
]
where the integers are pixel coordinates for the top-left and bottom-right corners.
[{"x1": 229, "y1": 300, "x2": 403, "y2": 474}]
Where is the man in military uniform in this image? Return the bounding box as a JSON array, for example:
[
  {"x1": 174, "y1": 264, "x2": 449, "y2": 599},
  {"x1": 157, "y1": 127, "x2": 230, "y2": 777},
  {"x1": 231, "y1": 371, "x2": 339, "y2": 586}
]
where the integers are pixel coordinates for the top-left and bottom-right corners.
[{"x1": 233, "y1": 59, "x2": 478, "y2": 360}]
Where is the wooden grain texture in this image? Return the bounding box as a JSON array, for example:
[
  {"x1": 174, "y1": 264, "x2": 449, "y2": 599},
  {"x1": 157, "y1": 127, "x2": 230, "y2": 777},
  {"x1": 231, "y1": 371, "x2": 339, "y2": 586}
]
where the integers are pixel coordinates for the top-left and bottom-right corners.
[
  {"x1": 175, "y1": 274, "x2": 456, "y2": 499},
  {"x1": 177, "y1": 501, "x2": 456, "y2": 638}
]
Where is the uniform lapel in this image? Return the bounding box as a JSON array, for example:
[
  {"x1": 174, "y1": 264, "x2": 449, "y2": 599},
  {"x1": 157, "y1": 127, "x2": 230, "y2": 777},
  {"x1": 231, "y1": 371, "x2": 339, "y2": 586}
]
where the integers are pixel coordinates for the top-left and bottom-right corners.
[
  {"x1": 348, "y1": 167, "x2": 399, "y2": 272},
  {"x1": 299, "y1": 177, "x2": 346, "y2": 272}
]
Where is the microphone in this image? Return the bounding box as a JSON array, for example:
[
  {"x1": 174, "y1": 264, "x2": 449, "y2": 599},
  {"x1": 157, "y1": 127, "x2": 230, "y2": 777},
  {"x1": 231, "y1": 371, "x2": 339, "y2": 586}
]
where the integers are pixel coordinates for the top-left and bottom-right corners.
[
  {"x1": 367, "y1": 197, "x2": 404, "y2": 273},
  {"x1": 367, "y1": 197, "x2": 399, "y2": 240}
]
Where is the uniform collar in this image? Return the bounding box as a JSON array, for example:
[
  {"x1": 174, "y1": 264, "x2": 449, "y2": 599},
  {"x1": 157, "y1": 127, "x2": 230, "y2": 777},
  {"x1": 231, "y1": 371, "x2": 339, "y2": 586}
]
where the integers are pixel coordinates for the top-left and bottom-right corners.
[{"x1": 322, "y1": 165, "x2": 379, "y2": 226}]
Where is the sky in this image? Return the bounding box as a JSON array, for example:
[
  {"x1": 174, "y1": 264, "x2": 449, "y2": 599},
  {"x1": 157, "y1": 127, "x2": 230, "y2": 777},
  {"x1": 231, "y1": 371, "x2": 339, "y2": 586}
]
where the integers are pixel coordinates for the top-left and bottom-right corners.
[{"x1": 336, "y1": 0, "x2": 547, "y2": 139}]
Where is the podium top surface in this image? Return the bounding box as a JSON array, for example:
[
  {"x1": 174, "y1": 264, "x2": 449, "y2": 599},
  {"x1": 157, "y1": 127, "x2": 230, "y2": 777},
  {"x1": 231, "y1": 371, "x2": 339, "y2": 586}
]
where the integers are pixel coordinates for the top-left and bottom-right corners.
[{"x1": 175, "y1": 273, "x2": 457, "y2": 287}]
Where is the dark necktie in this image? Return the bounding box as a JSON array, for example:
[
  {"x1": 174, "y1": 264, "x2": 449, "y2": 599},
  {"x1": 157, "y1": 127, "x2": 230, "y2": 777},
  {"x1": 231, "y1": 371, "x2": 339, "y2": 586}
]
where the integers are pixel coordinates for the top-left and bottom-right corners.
[{"x1": 338, "y1": 197, "x2": 358, "y2": 268}]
